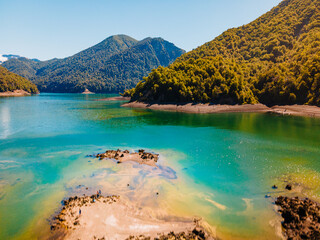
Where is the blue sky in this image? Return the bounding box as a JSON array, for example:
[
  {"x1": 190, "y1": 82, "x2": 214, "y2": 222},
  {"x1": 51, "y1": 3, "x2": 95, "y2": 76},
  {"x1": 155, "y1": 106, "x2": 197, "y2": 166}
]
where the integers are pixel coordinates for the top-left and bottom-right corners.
[{"x1": 0, "y1": 0, "x2": 281, "y2": 60}]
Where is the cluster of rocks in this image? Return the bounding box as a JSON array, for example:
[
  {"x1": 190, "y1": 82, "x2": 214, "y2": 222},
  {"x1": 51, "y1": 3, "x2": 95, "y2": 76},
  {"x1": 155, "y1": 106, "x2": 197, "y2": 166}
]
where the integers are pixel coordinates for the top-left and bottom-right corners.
[
  {"x1": 271, "y1": 184, "x2": 292, "y2": 191},
  {"x1": 265, "y1": 184, "x2": 293, "y2": 199},
  {"x1": 139, "y1": 149, "x2": 159, "y2": 161},
  {"x1": 126, "y1": 228, "x2": 206, "y2": 240},
  {"x1": 275, "y1": 196, "x2": 320, "y2": 239},
  {"x1": 50, "y1": 194, "x2": 119, "y2": 231},
  {"x1": 95, "y1": 149, "x2": 159, "y2": 166},
  {"x1": 96, "y1": 149, "x2": 130, "y2": 160}
]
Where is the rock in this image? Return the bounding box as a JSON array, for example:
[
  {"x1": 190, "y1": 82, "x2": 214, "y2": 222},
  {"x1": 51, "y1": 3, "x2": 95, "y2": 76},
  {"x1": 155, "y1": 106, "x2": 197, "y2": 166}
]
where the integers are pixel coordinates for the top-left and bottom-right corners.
[
  {"x1": 50, "y1": 224, "x2": 57, "y2": 230},
  {"x1": 285, "y1": 184, "x2": 292, "y2": 190},
  {"x1": 275, "y1": 196, "x2": 320, "y2": 239},
  {"x1": 92, "y1": 149, "x2": 159, "y2": 167}
]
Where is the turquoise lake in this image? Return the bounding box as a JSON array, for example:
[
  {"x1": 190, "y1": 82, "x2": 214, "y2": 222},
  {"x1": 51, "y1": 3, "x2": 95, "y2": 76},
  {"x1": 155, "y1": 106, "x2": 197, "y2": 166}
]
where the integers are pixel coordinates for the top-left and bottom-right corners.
[{"x1": 1, "y1": 93, "x2": 320, "y2": 239}]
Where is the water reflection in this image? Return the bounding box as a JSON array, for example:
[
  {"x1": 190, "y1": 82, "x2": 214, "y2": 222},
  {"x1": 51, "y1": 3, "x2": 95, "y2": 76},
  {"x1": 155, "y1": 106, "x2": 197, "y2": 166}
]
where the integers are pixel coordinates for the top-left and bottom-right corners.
[
  {"x1": 82, "y1": 102, "x2": 320, "y2": 148},
  {"x1": 0, "y1": 105, "x2": 10, "y2": 139}
]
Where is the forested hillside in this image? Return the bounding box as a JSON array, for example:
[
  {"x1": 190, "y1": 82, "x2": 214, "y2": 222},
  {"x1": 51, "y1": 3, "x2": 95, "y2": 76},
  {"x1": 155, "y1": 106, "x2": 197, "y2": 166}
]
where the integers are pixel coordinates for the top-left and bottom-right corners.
[
  {"x1": 3, "y1": 35, "x2": 185, "y2": 93},
  {"x1": 0, "y1": 66, "x2": 38, "y2": 93},
  {"x1": 126, "y1": 0, "x2": 320, "y2": 106}
]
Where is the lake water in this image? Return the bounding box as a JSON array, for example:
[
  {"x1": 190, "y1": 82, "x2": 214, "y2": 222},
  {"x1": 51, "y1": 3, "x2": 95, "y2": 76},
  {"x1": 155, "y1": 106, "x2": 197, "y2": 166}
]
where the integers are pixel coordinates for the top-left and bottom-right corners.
[{"x1": 1, "y1": 93, "x2": 320, "y2": 239}]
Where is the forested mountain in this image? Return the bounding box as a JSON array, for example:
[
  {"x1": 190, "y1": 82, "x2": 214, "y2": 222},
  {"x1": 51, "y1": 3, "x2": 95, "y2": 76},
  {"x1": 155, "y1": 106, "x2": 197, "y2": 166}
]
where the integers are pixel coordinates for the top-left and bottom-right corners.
[
  {"x1": 2, "y1": 35, "x2": 185, "y2": 93},
  {"x1": 126, "y1": 0, "x2": 320, "y2": 106},
  {"x1": 0, "y1": 66, "x2": 38, "y2": 93}
]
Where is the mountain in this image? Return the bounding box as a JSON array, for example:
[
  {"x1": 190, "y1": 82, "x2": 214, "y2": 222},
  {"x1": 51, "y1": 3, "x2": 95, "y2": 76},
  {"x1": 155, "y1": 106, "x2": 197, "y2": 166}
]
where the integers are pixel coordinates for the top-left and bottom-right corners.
[
  {"x1": 2, "y1": 35, "x2": 185, "y2": 93},
  {"x1": 0, "y1": 66, "x2": 38, "y2": 94},
  {"x1": 126, "y1": 0, "x2": 320, "y2": 106}
]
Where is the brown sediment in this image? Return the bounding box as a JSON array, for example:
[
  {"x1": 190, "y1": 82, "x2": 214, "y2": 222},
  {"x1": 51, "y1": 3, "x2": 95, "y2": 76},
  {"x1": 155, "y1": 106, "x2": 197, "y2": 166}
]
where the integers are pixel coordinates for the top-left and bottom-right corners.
[
  {"x1": 270, "y1": 105, "x2": 320, "y2": 118},
  {"x1": 97, "y1": 96, "x2": 131, "y2": 101},
  {"x1": 0, "y1": 90, "x2": 32, "y2": 97},
  {"x1": 50, "y1": 194, "x2": 213, "y2": 240},
  {"x1": 122, "y1": 102, "x2": 320, "y2": 118},
  {"x1": 122, "y1": 102, "x2": 269, "y2": 114},
  {"x1": 95, "y1": 149, "x2": 159, "y2": 167},
  {"x1": 275, "y1": 196, "x2": 320, "y2": 239}
]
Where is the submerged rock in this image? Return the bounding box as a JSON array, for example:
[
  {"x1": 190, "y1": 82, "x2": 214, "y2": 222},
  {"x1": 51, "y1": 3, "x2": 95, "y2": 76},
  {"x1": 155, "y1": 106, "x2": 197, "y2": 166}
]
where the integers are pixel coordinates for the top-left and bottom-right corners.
[
  {"x1": 275, "y1": 196, "x2": 320, "y2": 239},
  {"x1": 285, "y1": 184, "x2": 292, "y2": 191}
]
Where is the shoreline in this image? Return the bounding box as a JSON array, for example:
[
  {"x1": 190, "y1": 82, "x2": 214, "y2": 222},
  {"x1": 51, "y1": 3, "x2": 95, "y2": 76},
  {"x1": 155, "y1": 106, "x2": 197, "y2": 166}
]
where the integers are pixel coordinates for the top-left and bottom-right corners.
[
  {"x1": 0, "y1": 90, "x2": 32, "y2": 97},
  {"x1": 122, "y1": 101, "x2": 320, "y2": 118}
]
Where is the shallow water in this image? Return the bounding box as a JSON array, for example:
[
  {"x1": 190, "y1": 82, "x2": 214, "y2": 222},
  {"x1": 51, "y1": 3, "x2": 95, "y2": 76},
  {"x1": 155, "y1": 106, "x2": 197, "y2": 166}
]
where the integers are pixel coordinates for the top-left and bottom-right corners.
[{"x1": 0, "y1": 93, "x2": 320, "y2": 239}]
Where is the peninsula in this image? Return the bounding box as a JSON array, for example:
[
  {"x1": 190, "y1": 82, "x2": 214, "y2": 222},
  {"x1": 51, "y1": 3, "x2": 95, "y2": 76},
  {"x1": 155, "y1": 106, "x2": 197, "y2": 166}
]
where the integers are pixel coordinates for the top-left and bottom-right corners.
[
  {"x1": 123, "y1": 0, "x2": 320, "y2": 111},
  {"x1": 0, "y1": 66, "x2": 38, "y2": 97}
]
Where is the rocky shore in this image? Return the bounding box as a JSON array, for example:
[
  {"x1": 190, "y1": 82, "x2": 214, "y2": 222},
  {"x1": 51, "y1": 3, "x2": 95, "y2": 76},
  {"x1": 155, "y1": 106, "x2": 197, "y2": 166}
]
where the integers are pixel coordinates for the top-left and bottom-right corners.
[
  {"x1": 275, "y1": 196, "x2": 320, "y2": 239},
  {"x1": 95, "y1": 149, "x2": 159, "y2": 167},
  {"x1": 50, "y1": 194, "x2": 119, "y2": 232}
]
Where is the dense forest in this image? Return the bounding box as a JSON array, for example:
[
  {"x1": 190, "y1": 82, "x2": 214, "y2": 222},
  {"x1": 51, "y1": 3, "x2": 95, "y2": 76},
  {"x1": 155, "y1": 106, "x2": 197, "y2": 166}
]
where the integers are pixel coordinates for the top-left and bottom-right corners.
[
  {"x1": 0, "y1": 66, "x2": 38, "y2": 93},
  {"x1": 2, "y1": 35, "x2": 185, "y2": 93},
  {"x1": 126, "y1": 0, "x2": 320, "y2": 106}
]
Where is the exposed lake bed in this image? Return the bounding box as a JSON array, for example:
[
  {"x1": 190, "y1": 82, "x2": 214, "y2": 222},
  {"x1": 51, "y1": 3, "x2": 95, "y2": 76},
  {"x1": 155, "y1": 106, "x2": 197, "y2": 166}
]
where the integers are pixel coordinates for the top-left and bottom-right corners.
[
  {"x1": 122, "y1": 101, "x2": 320, "y2": 118},
  {"x1": 1, "y1": 93, "x2": 320, "y2": 239}
]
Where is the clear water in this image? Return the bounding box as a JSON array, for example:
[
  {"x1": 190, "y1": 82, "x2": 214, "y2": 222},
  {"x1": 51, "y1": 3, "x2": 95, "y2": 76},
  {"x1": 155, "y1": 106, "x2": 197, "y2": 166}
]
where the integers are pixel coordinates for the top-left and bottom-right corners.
[{"x1": 1, "y1": 93, "x2": 320, "y2": 239}]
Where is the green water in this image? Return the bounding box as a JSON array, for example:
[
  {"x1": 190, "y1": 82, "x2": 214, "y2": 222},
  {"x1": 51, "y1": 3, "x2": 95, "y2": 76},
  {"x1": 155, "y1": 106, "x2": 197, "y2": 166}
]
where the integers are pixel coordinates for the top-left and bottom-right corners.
[{"x1": 1, "y1": 93, "x2": 320, "y2": 239}]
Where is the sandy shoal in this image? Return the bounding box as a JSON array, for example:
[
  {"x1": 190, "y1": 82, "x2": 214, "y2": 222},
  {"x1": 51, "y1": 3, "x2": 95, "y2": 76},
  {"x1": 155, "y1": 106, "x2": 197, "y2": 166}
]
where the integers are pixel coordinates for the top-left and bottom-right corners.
[{"x1": 56, "y1": 196, "x2": 206, "y2": 240}]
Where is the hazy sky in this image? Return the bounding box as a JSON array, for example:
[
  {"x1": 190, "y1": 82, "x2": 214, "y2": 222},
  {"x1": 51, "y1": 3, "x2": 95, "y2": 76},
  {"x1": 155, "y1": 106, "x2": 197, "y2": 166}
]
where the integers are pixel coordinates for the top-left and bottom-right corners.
[{"x1": 0, "y1": 0, "x2": 282, "y2": 60}]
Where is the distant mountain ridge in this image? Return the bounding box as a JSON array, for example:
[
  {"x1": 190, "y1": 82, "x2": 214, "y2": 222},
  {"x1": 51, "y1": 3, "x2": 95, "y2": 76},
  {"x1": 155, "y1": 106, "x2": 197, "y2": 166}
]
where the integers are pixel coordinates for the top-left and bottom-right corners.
[
  {"x1": 126, "y1": 0, "x2": 320, "y2": 106},
  {"x1": 0, "y1": 54, "x2": 21, "y2": 64},
  {"x1": 0, "y1": 54, "x2": 39, "y2": 64},
  {"x1": 3, "y1": 35, "x2": 185, "y2": 93}
]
